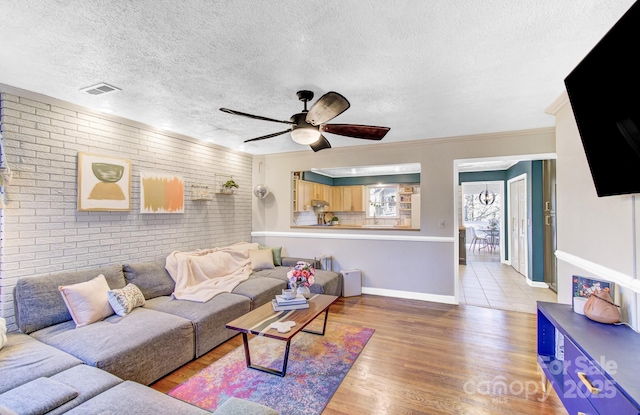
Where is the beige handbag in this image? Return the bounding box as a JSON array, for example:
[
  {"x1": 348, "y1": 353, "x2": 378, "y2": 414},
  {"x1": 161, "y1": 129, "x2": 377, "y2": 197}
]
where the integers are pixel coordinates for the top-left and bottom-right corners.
[{"x1": 583, "y1": 289, "x2": 620, "y2": 324}]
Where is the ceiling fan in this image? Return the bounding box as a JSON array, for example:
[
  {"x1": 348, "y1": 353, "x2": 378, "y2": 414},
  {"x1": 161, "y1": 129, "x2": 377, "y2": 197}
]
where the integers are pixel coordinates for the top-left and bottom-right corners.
[{"x1": 220, "y1": 90, "x2": 390, "y2": 152}]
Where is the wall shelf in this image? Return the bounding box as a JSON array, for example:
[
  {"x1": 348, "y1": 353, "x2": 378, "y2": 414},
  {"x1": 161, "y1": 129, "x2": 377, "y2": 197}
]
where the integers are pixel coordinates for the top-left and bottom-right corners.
[
  {"x1": 191, "y1": 184, "x2": 212, "y2": 201},
  {"x1": 215, "y1": 174, "x2": 238, "y2": 195}
]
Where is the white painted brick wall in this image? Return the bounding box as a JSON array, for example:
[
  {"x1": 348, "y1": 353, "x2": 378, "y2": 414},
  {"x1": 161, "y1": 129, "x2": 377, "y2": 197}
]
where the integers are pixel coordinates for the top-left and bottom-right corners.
[{"x1": 0, "y1": 92, "x2": 253, "y2": 331}]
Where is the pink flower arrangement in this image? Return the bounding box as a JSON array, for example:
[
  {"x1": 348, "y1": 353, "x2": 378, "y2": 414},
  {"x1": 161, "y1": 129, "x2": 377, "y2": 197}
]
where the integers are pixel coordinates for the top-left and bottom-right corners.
[{"x1": 287, "y1": 261, "x2": 316, "y2": 288}]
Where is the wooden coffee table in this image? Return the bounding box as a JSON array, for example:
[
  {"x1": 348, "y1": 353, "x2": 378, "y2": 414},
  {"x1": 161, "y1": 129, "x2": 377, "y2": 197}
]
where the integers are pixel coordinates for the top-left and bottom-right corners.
[{"x1": 226, "y1": 294, "x2": 339, "y2": 377}]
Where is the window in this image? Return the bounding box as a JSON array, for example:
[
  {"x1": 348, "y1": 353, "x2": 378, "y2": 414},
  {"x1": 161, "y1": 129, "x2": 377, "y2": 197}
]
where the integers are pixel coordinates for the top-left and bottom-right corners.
[
  {"x1": 366, "y1": 185, "x2": 399, "y2": 218},
  {"x1": 461, "y1": 182, "x2": 501, "y2": 228}
]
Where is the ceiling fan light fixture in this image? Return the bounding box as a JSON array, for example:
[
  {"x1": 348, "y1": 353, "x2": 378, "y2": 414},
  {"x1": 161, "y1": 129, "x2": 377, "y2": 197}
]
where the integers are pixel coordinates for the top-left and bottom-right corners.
[{"x1": 290, "y1": 126, "x2": 321, "y2": 145}]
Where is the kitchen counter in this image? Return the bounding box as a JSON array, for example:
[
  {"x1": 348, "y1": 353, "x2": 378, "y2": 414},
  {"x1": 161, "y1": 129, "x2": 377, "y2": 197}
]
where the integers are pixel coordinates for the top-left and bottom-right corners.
[{"x1": 292, "y1": 224, "x2": 419, "y2": 231}]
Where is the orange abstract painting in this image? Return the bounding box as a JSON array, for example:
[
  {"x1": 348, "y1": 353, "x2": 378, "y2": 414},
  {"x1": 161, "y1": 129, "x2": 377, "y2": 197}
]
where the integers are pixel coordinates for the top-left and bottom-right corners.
[{"x1": 140, "y1": 172, "x2": 184, "y2": 213}]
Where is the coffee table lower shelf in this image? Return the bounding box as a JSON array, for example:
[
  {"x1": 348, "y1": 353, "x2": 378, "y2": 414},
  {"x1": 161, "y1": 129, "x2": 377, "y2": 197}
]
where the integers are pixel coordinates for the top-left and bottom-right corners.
[{"x1": 226, "y1": 294, "x2": 338, "y2": 377}]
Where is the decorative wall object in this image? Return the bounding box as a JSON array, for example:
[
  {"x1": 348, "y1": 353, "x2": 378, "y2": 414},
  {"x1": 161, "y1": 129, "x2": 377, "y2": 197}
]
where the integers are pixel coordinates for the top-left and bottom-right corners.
[
  {"x1": 78, "y1": 152, "x2": 131, "y2": 211},
  {"x1": 140, "y1": 171, "x2": 184, "y2": 213},
  {"x1": 216, "y1": 174, "x2": 238, "y2": 194},
  {"x1": 191, "y1": 184, "x2": 212, "y2": 201},
  {"x1": 253, "y1": 184, "x2": 269, "y2": 199}
]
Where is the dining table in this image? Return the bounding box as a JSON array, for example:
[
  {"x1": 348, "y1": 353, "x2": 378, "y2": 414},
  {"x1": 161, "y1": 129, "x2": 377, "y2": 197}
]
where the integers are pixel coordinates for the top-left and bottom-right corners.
[{"x1": 481, "y1": 228, "x2": 499, "y2": 251}]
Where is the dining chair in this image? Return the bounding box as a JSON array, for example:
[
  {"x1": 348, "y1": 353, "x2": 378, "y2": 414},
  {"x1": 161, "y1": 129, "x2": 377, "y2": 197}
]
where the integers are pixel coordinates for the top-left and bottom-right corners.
[{"x1": 469, "y1": 226, "x2": 488, "y2": 252}]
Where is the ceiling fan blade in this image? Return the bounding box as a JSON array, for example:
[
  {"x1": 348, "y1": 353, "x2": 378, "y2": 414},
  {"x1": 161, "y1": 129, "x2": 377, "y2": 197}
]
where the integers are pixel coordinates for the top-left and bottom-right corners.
[
  {"x1": 243, "y1": 129, "x2": 290, "y2": 143},
  {"x1": 320, "y1": 124, "x2": 390, "y2": 140},
  {"x1": 305, "y1": 92, "x2": 350, "y2": 126},
  {"x1": 220, "y1": 108, "x2": 294, "y2": 125},
  {"x1": 310, "y1": 135, "x2": 331, "y2": 152}
]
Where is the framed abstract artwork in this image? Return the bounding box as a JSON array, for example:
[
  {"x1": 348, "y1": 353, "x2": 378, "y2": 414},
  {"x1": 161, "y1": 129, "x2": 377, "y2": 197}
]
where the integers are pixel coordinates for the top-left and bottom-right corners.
[
  {"x1": 140, "y1": 171, "x2": 184, "y2": 214},
  {"x1": 78, "y1": 152, "x2": 131, "y2": 211}
]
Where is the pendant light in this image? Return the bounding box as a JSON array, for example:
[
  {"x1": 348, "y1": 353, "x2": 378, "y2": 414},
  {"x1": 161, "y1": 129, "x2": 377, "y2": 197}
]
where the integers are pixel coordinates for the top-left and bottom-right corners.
[{"x1": 479, "y1": 184, "x2": 496, "y2": 206}]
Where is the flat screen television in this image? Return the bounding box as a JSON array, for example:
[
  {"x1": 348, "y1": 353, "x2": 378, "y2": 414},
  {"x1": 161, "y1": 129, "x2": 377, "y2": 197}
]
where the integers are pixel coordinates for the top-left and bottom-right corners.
[{"x1": 564, "y1": 1, "x2": 640, "y2": 197}]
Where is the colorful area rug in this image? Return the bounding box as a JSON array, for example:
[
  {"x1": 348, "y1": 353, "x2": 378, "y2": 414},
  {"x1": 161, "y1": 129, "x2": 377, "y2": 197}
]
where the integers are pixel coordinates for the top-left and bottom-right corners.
[{"x1": 168, "y1": 322, "x2": 374, "y2": 415}]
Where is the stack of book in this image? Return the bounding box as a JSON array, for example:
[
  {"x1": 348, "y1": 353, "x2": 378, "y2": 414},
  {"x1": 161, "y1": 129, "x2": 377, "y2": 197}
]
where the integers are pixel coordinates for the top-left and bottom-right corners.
[{"x1": 272, "y1": 294, "x2": 309, "y2": 311}]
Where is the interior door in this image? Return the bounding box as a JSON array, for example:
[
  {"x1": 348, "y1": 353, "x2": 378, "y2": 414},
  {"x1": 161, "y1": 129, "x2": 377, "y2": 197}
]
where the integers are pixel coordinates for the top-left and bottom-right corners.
[
  {"x1": 543, "y1": 160, "x2": 557, "y2": 292},
  {"x1": 509, "y1": 177, "x2": 528, "y2": 277},
  {"x1": 510, "y1": 180, "x2": 520, "y2": 270},
  {"x1": 516, "y1": 179, "x2": 527, "y2": 275}
]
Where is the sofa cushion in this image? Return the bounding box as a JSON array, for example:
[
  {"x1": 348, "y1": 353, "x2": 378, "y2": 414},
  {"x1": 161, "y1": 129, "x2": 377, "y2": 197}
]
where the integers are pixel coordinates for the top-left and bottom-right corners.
[
  {"x1": 59, "y1": 275, "x2": 114, "y2": 328},
  {"x1": 250, "y1": 248, "x2": 275, "y2": 271},
  {"x1": 145, "y1": 293, "x2": 251, "y2": 358},
  {"x1": 252, "y1": 266, "x2": 343, "y2": 297},
  {"x1": 122, "y1": 259, "x2": 175, "y2": 300},
  {"x1": 30, "y1": 307, "x2": 194, "y2": 385},
  {"x1": 107, "y1": 283, "x2": 146, "y2": 316},
  {"x1": 281, "y1": 257, "x2": 320, "y2": 268},
  {"x1": 0, "y1": 333, "x2": 83, "y2": 394},
  {"x1": 47, "y1": 365, "x2": 123, "y2": 415},
  {"x1": 64, "y1": 381, "x2": 211, "y2": 415},
  {"x1": 14, "y1": 265, "x2": 126, "y2": 334},
  {"x1": 0, "y1": 377, "x2": 78, "y2": 415},
  {"x1": 232, "y1": 277, "x2": 287, "y2": 309}
]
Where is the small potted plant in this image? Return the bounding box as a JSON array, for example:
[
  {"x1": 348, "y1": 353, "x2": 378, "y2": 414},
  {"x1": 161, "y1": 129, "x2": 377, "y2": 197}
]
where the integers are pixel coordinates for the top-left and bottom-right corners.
[
  {"x1": 222, "y1": 179, "x2": 239, "y2": 194},
  {"x1": 330, "y1": 216, "x2": 340, "y2": 225}
]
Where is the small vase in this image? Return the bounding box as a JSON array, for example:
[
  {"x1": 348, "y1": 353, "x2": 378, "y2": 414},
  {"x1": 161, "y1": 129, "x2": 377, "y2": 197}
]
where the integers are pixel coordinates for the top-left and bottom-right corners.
[{"x1": 297, "y1": 285, "x2": 311, "y2": 299}]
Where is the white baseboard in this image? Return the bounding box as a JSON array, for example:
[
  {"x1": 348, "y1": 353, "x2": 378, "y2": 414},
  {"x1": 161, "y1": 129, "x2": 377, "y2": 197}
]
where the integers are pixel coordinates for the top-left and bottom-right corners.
[
  {"x1": 360, "y1": 287, "x2": 457, "y2": 305},
  {"x1": 526, "y1": 278, "x2": 549, "y2": 288}
]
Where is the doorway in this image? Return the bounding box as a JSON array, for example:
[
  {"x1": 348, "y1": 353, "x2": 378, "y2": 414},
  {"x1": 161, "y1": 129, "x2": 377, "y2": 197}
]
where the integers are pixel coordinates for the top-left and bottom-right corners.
[
  {"x1": 461, "y1": 181, "x2": 502, "y2": 263},
  {"x1": 455, "y1": 157, "x2": 558, "y2": 314}
]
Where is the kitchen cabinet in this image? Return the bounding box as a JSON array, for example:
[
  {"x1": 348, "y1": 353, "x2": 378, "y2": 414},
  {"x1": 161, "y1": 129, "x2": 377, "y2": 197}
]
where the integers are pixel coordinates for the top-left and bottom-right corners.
[
  {"x1": 294, "y1": 181, "x2": 363, "y2": 213},
  {"x1": 331, "y1": 186, "x2": 364, "y2": 212},
  {"x1": 295, "y1": 180, "x2": 314, "y2": 212},
  {"x1": 349, "y1": 185, "x2": 365, "y2": 211},
  {"x1": 295, "y1": 180, "x2": 333, "y2": 212},
  {"x1": 312, "y1": 182, "x2": 332, "y2": 204},
  {"x1": 331, "y1": 186, "x2": 344, "y2": 211}
]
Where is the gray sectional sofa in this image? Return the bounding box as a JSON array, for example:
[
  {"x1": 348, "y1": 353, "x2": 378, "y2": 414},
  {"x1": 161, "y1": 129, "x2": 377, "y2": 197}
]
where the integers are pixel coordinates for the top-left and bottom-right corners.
[
  {"x1": 0, "y1": 332, "x2": 276, "y2": 415},
  {"x1": 1, "y1": 254, "x2": 342, "y2": 414}
]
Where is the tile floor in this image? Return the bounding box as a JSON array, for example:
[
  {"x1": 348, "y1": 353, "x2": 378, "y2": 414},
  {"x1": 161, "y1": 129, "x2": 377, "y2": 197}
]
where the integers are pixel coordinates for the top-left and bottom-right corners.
[{"x1": 459, "y1": 245, "x2": 557, "y2": 314}]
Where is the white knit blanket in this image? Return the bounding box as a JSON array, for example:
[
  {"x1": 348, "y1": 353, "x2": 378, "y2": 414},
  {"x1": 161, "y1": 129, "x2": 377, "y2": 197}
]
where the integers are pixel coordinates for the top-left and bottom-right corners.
[{"x1": 165, "y1": 242, "x2": 259, "y2": 302}]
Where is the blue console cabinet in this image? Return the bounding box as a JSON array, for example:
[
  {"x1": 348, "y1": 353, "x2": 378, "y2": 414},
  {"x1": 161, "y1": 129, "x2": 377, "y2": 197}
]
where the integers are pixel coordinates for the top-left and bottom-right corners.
[{"x1": 537, "y1": 302, "x2": 640, "y2": 414}]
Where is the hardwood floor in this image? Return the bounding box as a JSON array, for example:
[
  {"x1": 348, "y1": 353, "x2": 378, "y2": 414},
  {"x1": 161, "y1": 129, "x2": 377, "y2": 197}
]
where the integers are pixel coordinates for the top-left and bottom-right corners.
[{"x1": 151, "y1": 295, "x2": 568, "y2": 415}]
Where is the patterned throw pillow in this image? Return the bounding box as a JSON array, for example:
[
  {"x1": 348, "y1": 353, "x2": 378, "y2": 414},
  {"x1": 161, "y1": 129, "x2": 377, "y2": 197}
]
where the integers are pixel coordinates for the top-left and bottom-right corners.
[{"x1": 107, "y1": 283, "x2": 146, "y2": 317}]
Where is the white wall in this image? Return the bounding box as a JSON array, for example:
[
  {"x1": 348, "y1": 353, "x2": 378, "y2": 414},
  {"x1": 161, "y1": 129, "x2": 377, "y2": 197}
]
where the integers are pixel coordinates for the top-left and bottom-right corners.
[
  {"x1": 252, "y1": 130, "x2": 555, "y2": 303},
  {"x1": 552, "y1": 92, "x2": 638, "y2": 328},
  {"x1": 0, "y1": 86, "x2": 253, "y2": 331}
]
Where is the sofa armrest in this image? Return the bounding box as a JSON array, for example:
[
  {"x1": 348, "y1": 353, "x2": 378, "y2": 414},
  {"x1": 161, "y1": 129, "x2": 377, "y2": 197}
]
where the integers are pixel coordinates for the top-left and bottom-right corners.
[
  {"x1": 280, "y1": 257, "x2": 320, "y2": 268},
  {"x1": 0, "y1": 377, "x2": 78, "y2": 415}
]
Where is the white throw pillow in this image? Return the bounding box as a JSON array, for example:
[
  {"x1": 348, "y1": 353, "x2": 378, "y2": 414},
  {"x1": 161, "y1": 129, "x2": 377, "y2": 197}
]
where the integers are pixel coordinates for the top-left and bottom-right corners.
[
  {"x1": 0, "y1": 317, "x2": 7, "y2": 350},
  {"x1": 108, "y1": 283, "x2": 146, "y2": 316},
  {"x1": 59, "y1": 274, "x2": 114, "y2": 328},
  {"x1": 250, "y1": 248, "x2": 275, "y2": 271}
]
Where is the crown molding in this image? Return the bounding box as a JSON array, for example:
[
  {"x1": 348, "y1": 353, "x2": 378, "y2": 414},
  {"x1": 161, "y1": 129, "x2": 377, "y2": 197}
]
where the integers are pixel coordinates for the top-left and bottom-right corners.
[{"x1": 545, "y1": 90, "x2": 570, "y2": 115}]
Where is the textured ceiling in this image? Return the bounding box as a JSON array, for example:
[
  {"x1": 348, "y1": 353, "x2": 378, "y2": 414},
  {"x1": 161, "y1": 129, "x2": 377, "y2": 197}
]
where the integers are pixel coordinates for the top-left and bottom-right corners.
[{"x1": 0, "y1": 1, "x2": 635, "y2": 155}]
